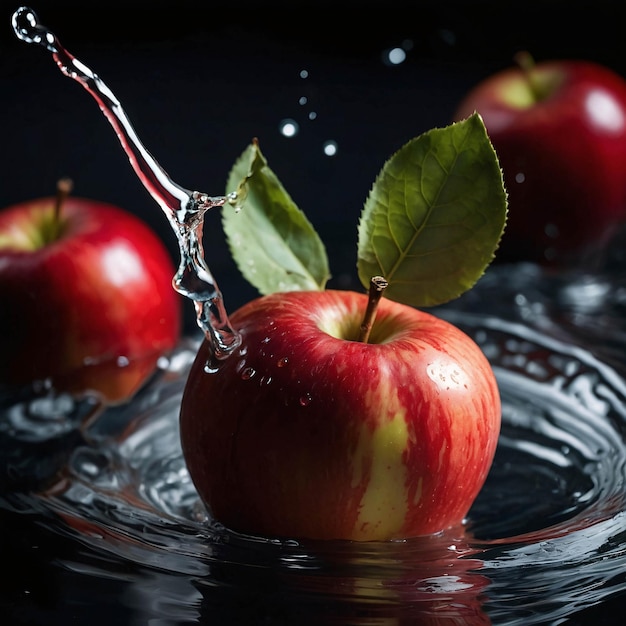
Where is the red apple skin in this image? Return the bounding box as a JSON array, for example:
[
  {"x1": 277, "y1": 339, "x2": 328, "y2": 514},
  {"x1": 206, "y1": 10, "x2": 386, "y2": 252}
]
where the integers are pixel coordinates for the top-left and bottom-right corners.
[
  {"x1": 453, "y1": 60, "x2": 626, "y2": 265},
  {"x1": 180, "y1": 290, "x2": 501, "y2": 541},
  {"x1": 0, "y1": 196, "x2": 181, "y2": 403}
]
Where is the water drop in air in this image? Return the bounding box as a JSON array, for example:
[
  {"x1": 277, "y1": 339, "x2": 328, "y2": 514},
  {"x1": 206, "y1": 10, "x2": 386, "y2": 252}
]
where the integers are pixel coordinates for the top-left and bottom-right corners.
[
  {"x1": 279, "y1": 119, "x2": 299, "y2": 138},
  {"x1": 384, "y1": 47, "x2": 407, "y2": 66},
  {"x1": 323, "y1": 140, "x2": 338, "y2": 157}
]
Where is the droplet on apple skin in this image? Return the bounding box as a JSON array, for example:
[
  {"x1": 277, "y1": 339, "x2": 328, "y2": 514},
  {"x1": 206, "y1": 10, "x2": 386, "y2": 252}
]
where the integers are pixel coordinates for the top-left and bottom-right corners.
[
  {"x1": 299, "y1": 392, "x2": 313, "y2": 407},
  {"x1": 241, "y1": 367, "x2": 256, "y2": 381}
]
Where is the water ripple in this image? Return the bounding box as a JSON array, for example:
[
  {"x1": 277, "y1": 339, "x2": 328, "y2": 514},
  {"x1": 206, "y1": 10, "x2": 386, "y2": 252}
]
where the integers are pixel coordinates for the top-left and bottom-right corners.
[{"x1": 3, "y1": 265, "x2": 626, "y2": 624}]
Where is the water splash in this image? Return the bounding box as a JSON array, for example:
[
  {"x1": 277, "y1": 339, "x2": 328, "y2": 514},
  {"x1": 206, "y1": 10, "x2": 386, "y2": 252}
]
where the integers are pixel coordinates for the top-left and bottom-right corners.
[
  {"x1": 3, "y1": 264, "x2": 626, "y2": 623},
  {"x1": 9, "y1": 7, "x2": 626, "y2": 623},
  {"x1": 11, "y1": 6, "x2": 241, "y2": 358}
]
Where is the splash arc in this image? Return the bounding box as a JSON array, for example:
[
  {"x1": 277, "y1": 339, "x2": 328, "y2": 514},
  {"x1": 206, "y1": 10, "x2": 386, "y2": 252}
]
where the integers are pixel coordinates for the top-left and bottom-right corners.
[{"x1": 12, "y1": 6, "x2": 241, "y2": 358}]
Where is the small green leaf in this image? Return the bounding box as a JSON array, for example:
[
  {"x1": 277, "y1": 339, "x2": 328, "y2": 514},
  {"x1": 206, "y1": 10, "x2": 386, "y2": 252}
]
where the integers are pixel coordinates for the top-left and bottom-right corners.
[
  {"x1": 223, "y1": 141, "x2": 330, "y2": 295},
  {"x1": 357, "y1": 113, "x2": 507, "y2": 307}
]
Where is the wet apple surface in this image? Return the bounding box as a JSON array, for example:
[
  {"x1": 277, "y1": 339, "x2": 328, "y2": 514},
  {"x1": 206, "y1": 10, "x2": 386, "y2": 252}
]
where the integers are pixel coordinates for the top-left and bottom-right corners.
[{"x1": 181, "y1": 290, "x2": 501, "y2": 541}]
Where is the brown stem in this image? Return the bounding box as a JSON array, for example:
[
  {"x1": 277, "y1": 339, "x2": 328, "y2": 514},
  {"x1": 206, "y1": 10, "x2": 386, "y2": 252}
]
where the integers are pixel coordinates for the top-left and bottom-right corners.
[
  {"x1": 54, "y1": 177, "x2": 73, "y2": 223},
  {"x1": 358, "y1": 275, "x2": 388, "y2": 343}
]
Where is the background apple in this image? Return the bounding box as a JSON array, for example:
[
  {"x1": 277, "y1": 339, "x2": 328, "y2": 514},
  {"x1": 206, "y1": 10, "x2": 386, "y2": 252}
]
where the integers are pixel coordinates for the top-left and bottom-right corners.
[
  {"x1": 180, "y1": 289, "x2": 501, "y2": 541},
  {"x1": 0, "y1": 183, "x2": 182, "y2": 404},
  {"x1": 453, "y1": 55, "x2": 626, "y2": 266}
]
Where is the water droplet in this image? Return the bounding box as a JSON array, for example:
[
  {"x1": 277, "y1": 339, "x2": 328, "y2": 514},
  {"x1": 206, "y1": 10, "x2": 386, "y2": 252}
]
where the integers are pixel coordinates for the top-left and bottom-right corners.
[
  {"x1": 383, "y1": 47, "x2": 407, "y2": 65},
  {"x1": 299, "y1": 96, "x2": 308, "y2": 105},
  {"x1": 157, "y1": 355, "x2": 170, "y2": 369},
  {"x1": 299, "y1": 392, "x2": 312, "y2": 406},
  {"x1": 72, "y1": 448, "x2": 113, "y2": 482},
  {"x1": 279, "y1": 118, "x2": 299, "y2": 138},
  {"x1": 28, "y1": 394, "x2": 75, "y2": 419},
  {"x1": 203, "y1": 361, "x2": 220, "y2": 374},
  {"x1": 277, "y1": 357, "x2": 289, "y2": 368},
  {"x1": 323, "y1": 140, "x2": 338, "y2": 157},
  {"x1": 299, "y1": 69, "x2": 309, "y2": 79},
  {"x1": 545, "y1": 223, "x2": 560, "y2": 239},
  {"x1": 116, "y1": 355, "x2": 130, "y2": 367},
  {"x1": 241, "y1": 367, "x2": 256, "y2": 380}
]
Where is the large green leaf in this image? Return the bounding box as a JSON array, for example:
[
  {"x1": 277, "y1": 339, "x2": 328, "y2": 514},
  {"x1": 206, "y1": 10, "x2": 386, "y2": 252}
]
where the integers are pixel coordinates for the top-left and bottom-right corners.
[
  {"x1": 223, "y1": 141, "x2": 330, "y2": 295},
  {"x1": 357, "y1": 113, "x2": 507, "y2": 307}
]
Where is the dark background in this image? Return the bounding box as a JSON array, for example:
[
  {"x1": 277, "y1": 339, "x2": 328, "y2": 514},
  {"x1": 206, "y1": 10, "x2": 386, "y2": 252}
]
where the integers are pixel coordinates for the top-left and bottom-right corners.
[
  {"x1": 2, "y1": 0, "x2": 625, "y2": 333},
  {"x1": 1, "y1": 2, "x2": 625, "y2": 624}
]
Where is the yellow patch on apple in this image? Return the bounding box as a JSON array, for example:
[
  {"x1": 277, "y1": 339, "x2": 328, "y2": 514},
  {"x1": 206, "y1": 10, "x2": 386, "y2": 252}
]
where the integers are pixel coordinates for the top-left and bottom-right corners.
[{"x1": 351, "y1": 393, "x2": 410, "y2": 539}]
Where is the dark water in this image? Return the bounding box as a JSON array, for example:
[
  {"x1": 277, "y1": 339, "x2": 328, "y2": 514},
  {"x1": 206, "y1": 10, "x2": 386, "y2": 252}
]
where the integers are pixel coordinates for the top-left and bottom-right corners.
[{"x1": 3, "y1": 261, "x2": 626, "y2": 625}]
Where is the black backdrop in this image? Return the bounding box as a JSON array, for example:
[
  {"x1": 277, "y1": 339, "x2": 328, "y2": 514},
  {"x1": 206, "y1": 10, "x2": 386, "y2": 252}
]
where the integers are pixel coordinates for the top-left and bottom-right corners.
[{"x1": 2, "y1": 0, "x2": 625, "y2": 333}]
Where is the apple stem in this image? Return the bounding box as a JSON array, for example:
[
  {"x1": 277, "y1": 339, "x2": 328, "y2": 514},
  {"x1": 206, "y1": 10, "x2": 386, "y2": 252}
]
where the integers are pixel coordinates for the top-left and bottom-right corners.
[
  {"x1": 513, "y1": 51, "x2": 547, "y2": 101},
  {"x1": 54, "y1": 177, "x2": 73, "y2": 223},
  {"x1": 358, "y1": 275, "x2": 388, "y2": 343}
]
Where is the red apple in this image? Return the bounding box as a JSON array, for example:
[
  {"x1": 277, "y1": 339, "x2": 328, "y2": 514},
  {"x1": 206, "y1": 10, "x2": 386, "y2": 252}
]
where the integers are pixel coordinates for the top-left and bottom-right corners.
[
  {"x1": 453, "y1": 55, "x2": 626, "y2": 265},
  {"x1": 180, "y1": 289, "x2": 501, "y2": 541},
  {"x1": 0, "y1": 185, "x2": 182, "y2": 403}
]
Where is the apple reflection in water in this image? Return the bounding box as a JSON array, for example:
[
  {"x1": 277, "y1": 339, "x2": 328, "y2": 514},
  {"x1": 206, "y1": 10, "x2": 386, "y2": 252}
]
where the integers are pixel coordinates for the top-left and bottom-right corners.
[{"x1": 57, "y1": 506, "x2": 491, "y2": 625}]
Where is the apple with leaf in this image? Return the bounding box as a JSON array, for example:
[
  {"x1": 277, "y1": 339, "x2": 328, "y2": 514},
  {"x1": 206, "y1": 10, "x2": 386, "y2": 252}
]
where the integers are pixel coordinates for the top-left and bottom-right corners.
[
  {"x1": 8, "y1": 6, "x2": 505, "y2": 541},
  {"x1": 180, "y1": 113, "x2": 507, "y2": 541}
]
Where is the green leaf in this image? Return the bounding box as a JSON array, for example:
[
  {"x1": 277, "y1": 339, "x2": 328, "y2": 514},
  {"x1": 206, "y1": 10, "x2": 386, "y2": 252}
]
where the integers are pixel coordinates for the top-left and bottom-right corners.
[
  {"x1": 357, "y1": 113, "x2": 507, "y2": 308},
  {"x1": 223, "y1": 141, "x2": 330, "y2": 295}
]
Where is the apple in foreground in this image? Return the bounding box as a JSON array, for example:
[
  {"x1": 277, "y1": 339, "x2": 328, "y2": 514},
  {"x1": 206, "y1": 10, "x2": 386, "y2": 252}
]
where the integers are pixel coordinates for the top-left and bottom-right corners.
[
  {"x1": 453, "y1": 56, "x2": 626, "y2": 265},
  {"x1": 180, "y1": 289, "x2": 501, "y2": 541},
  {"x1": 0, "y1": 187, "x2": 181, "y2": 403}
]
